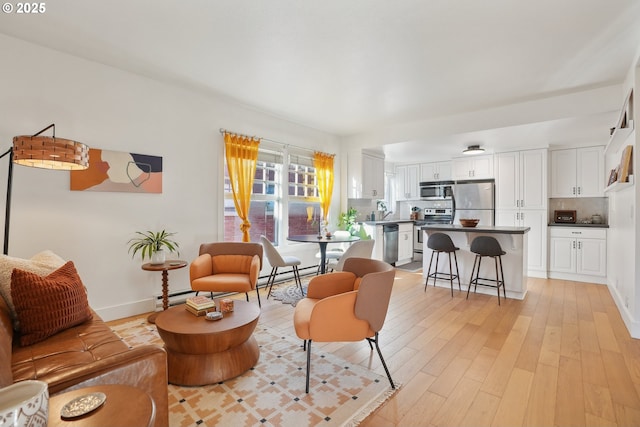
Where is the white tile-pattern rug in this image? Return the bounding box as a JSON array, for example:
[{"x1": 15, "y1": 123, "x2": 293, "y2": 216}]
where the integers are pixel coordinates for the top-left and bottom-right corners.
[{"x1": 112, "y1": 318, "x2": 399, "y2": 426}]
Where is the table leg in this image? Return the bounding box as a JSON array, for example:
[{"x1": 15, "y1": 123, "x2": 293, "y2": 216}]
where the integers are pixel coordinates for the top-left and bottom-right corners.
[
  {"x1": 147, "y1": 269, "x2": 170, "y2": 324},
  {"x1": 319, "y1": 242, "x2": 328, "y2": 274},
  {"x1": 161, "y1": 270, "x2": 170, "y2": 310}
]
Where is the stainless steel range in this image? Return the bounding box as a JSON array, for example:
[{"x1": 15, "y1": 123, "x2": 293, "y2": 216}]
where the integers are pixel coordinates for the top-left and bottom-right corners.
[{"x1": 413, "y1": 200, "x2": 453, "y2": 260}]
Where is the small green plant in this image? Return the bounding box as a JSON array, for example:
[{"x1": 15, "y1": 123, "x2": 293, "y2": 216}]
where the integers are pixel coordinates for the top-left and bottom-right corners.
[
  {"x1": 338, "y1": 207, "x2": 359, "y2": 235},
  {"x1": 128, "y1": 230, "x2": 180, "y2": 260}
]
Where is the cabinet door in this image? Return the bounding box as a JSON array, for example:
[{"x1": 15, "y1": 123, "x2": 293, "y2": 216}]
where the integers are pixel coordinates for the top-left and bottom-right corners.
[
  {"x1": 452, "y1": 158, "x2": 472, "y2": 180},
  {"x1": 521, "y1": 149, "x2": 547, "y2": 209},
  {"x1": 437, "y1": 162, "x2": 452, "y2": 181},
  {"x1": 363, "y1": 154, "x2": 385, "y2": 199},
  {"x1": 495, "y1": 152, "x2": 519, "y2": 209},
  {"x1": 521, "y1": 210, "x2": 547, "y2": 272},
  {"x1": 420, "y1": 163, "x2": 437, "y2": 181},
  {"x1": 471, "y1": 155, "x2": 494, "y2": 179},
  {"x1": 398, "y1": 230, "x2": 413, "y2": 261},
  {"x1": 495, "y1": 210, "x2": 518, "y2": 226},
  {"x1": 550, "y1": 149, "x2": 577, "y2": 197},
  {"x1": 577, "y1": 146, "x2": 604, "y2": 197},
  {"x1": 549, "y1": 236, "x2": 576, "y2": 273},
  {"x1": 395, "y1": 165, "x2": 408, "y2": 201},
  {"x1": 406, "y1": 164, "x2": 420, "y2": 199},
  {"x1": 577, "y1": 238, "x2": 606, "y2": 277}
]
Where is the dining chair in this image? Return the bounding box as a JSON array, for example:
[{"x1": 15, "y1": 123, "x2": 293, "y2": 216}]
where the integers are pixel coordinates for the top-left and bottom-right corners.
[{"x1": 260, "y1": 236, "x2": 303, "y2": 299}]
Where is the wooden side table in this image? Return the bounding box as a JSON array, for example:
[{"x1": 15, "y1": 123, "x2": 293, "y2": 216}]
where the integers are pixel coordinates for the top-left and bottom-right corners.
[
  {"x1": 48, "y1": 385, "x2": 155, "y2": 427},
  {"x1": 142, "y1": 260, "x2": 188, "y2": 323}
]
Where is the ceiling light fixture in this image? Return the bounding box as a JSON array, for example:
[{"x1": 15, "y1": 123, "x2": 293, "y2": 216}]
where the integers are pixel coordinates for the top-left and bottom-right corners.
[{"x1": 463, "y1": 144, "x2": 485, "y2": 155}]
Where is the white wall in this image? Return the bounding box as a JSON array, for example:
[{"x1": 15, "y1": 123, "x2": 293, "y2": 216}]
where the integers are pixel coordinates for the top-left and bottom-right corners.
[
  {"x1": 605, "y1": 60, "x2": 640, "y2": 338},
  {"x1": 0, "y1": 34, "x2": 340, "y2": 320}
]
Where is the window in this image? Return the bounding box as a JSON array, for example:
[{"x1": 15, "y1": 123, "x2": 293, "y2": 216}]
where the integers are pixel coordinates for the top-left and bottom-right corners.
[{"x1": 224, "y1": 145, "x2": 321, "y2": 244}]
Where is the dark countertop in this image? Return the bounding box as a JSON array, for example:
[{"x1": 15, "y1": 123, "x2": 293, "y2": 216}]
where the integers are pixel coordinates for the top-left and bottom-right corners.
[
  {"x1": 548, "y1": 222, "x2": 609, "y2": 228},
  {"x1": 421, "y1": 224, "x2": 530, "y2": 234},
  {"x1": 360, "y1": 220, "x2": 416, "y2": 225}
]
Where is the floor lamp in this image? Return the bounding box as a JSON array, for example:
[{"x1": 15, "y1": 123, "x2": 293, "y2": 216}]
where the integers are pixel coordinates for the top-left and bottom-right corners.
[{"x1": 1, "y1": 124, "x2": 89, "y2": 255}]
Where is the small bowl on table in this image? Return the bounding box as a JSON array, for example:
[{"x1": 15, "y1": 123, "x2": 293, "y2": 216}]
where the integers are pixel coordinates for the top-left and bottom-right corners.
[{"x1": 459, "y1": 218, "x2": 480, "y2": 228}]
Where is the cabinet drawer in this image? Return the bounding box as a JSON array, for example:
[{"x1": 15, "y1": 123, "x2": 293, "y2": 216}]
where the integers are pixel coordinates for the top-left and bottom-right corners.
[{"x1": 549, "y1": 227, "x2": 606, "y2": 239}]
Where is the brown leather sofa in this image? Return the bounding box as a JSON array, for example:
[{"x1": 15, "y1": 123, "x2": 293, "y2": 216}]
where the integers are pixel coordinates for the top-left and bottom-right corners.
[{"x1": 0, "y1": 296, "x2": 169, "y2": 427}]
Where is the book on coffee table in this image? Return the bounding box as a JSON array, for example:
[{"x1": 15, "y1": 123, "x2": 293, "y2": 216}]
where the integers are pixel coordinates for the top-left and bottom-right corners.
[
  {"x1": 185, "y1": 304, "x2": 216, "y2": 317},
  {"x1": 186, "y1": 295, "x2": 216, "y2": 310}
]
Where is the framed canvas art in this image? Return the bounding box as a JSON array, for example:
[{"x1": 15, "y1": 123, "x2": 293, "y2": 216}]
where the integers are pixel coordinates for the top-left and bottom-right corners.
[{"x1": 70, "y1": 148, "x2": 162, "y2": 193}]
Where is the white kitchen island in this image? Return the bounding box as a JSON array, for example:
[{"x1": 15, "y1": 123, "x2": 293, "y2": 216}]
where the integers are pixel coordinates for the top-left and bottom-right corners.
[{"x1": 422, "y1": 224, "x2": 530, "y2": 300}]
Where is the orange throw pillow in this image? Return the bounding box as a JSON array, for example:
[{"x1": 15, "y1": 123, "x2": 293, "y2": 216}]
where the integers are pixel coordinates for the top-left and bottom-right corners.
[{"x1": 11, "y1": 261, "x2": 92, "y2": 346}]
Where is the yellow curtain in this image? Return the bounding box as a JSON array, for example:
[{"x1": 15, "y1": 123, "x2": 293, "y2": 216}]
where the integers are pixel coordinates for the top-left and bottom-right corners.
[
  {"x1": 313, "y1": 151, "x2": 335, "y2": 222},
  {"x1": 225, "y1": 132, "x2": 260, "y2": 242}
]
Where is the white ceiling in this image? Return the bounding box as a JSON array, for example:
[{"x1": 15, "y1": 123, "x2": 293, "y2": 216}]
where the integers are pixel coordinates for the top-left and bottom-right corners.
[{"x1": 1, "y1": 0, "x2": 639, "y2": 162}]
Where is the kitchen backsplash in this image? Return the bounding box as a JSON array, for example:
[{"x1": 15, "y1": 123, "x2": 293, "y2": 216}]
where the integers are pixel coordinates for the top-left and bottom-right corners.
[{"x1": 549, "y1": 197, "x2": 608, "y2": 224}]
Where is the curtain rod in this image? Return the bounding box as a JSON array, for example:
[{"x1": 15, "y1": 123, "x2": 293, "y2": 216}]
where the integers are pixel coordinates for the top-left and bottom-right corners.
[{"x1": 219, "y1": 128, "x2": 333, "y2": 156}]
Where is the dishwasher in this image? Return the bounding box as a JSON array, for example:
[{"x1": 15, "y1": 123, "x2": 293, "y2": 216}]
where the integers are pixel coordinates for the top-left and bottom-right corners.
[{"x1": 383, "y1": 223, "x2": 399, "y2": 265}]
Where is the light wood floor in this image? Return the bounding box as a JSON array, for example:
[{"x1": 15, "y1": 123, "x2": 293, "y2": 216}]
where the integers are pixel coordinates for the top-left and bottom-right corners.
[
  {"x1": 113, "y1": 269, "x2": 640, "y2": 426},
  {"x1": 258, "y1": 270, "x2": 640, "y2": 426}
]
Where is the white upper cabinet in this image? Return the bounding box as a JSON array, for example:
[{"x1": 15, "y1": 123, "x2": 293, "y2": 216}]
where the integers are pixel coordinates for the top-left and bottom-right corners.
[
  {"x1": 348, "y1": 150, "x2": 385, "y2": 199},
  {"x1": 420, "y1": 161, "x2": 452, "y2": 182},
  {"x1": 452, "y1": 154, "x2": 494, "y2": 180},
  {"x1": 550, "y1": 147, "x2": 604, "y2": 198},
  {"x1": 396, "y1": 164, "x2": 420, "y2": 200},
  {"x1": 495, "y1": 149, "x2": 547, "y2": 210}
]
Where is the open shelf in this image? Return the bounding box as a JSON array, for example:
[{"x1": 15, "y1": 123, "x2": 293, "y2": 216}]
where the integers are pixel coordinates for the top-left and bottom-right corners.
[
  {"x1": 605, "y1": 174, "x2": 634, "y2": 194},
  {"x1": 604, "y1": 119, "x2": 635, "y2": 155}
]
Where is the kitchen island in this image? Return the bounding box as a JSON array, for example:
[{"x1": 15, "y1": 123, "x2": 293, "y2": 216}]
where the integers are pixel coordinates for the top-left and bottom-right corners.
[{"x1": 421, "y1": 224, "x2": 530, "y2": 300}]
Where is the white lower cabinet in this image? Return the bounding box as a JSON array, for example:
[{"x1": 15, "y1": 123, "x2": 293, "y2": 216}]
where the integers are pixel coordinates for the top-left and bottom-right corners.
[
  {"x1": 549, "y1": 227, "x2": 606, "y2": 283},
  {"x1": 397, "y1": 222, "x2": 414, "y2": 266},
  {"x1": 496, "y1": 209, "x2": 546, "y2": 275}
]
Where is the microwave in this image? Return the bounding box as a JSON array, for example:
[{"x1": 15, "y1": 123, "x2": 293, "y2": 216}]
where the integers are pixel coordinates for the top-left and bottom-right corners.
[{"x1": 419, "y1": 181, "x2": 454, "y2": 200}]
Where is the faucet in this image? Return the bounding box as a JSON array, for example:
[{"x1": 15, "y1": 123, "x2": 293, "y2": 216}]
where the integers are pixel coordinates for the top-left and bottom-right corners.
[{"x1": 382, "y1": 211, "x2": 394, "y2": 220}]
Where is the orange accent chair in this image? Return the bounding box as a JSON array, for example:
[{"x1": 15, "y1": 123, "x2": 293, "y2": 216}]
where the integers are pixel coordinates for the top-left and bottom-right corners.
[
  {"x1": 190, "y1": 242, "x2": 263, "y2": 307},
  {"x1": 293, "y1": 257, "x2": 396, "y2": 393}
]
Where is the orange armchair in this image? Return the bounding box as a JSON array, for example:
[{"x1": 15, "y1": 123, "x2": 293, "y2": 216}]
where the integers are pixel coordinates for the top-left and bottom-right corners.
[
  {"x1": 293, "y1": 257, "x2": 396, "y2": 392},
  {"x1": 190, "y1": 242, "x2": 263, "y2": 307}
]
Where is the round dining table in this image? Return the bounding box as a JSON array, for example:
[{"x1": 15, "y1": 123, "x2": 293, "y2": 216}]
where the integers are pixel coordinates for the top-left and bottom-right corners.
[{"x1": 287, "y1": 234, "x2": 360, "y2": 274}]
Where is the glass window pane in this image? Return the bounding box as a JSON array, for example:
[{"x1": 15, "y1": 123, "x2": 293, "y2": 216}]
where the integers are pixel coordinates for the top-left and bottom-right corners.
[
  {"x1": 288, "y1": 201, "x2": 321, "y2": 236},
  {"x1": 224, "y1": 200, "x2": 277, "y2": 243}
]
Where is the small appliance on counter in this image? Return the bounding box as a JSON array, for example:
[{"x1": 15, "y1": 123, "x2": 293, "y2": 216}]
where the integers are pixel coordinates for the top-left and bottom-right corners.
[{"x1": 554, "y1": 210, "x2": 576, "y2": 224}]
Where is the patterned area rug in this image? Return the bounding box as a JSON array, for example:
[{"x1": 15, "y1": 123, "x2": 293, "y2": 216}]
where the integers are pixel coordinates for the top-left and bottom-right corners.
[
  {"x1": 111, "y1": 318, "x2": 398, "y2": 426},
  {"x1": 269, "y1": 282, "x2": 309, "y2": 306}
]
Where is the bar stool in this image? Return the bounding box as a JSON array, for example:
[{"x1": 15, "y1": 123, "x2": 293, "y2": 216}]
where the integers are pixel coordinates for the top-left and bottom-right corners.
[
  {"x1": 467, "y1": 236, "x2": 506, "y2": 305},
  {"x1": 425, "y1": 232, "x2": 461, "y2": 297}
]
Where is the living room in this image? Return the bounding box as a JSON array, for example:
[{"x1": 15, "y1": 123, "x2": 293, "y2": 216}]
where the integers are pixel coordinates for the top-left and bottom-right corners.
[{"x1": 1, "y1": 2, "x2": 640, "y2": 426}]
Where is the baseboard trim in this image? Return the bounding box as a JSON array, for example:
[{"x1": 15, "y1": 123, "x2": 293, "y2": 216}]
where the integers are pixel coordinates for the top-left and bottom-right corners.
[{"x1": 607, "y1": 280, "x2": 640, "y2": 339}]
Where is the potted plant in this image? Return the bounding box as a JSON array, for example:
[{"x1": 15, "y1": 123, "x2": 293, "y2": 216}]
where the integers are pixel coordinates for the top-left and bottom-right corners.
[
  {"x1": 338, "y1": 207, "x2": 359, "y2": 236},
  {"x1": 128, "y1": 230, "x2": 180, "y2": 265}
]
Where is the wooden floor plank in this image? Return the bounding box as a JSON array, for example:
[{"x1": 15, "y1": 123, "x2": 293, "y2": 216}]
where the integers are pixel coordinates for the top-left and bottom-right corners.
[{"x1": 111, "y1": 269, "x2": 640, "y2": 427}]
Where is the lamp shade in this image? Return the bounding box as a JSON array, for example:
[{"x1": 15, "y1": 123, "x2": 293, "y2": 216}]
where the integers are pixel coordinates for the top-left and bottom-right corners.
[
  {"x1": 13, "y1": 135, "x2": 89, "y2": 170},
  {"x1": 462, "y1": 144, "x2": 485, "y2": 155}
]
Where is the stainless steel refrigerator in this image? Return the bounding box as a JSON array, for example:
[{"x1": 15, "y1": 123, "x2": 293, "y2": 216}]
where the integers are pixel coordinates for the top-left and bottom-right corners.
[{"x1": 452, "y1": 179, "x2": 495, "y2": 226}]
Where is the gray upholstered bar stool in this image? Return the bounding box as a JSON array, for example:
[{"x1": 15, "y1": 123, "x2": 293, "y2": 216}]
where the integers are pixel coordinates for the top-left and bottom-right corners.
[
  {"x1": 467, "y1": 236, "x2": 506, "y2": 305},
  {"x1": 425, "y1": 232, "x2": 461, "y2": 297}
]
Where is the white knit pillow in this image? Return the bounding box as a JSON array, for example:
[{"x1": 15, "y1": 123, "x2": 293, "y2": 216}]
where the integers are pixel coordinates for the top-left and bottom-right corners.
[{"x1": 0, "y1": 250, "x2": 66, "y2": 330}]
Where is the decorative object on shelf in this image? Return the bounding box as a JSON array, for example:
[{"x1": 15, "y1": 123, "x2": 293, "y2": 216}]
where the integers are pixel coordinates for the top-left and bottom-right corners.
[
  {"x1": 127, "y1": 230, "x2": 180, "y2": 264},
  {"x1": 462, "y1": 144, "x2": 485, "y2": 155},
  {"x1": 1, "y1": 124, "x2": 89, "y2": 255},
  {"x1": 70, "y1": 148, "x2": 163, "y2": 193},
  {"x1": 0, "y1": 380, "x2": 49, "y2": 427},
  {"x1": 607, "y1": 168, "x2": 618, "y2": 186},
  {"x1": 618, "y1": 145, "x2": 633, "y2": 183},
  {"x1": 459, "y1": 218, "x2": 480, "y2": 227}
]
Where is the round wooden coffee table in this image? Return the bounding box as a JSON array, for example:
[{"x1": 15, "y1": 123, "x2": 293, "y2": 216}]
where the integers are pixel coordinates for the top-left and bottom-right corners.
[{"x1": 155, "y1": 300, "x2": 260, "y2": 386}]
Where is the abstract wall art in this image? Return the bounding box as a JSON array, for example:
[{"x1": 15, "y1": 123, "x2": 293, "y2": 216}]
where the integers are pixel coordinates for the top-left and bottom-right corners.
[{"x1": 70, "y1": 148, "x2": 163, "y2": 193}]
